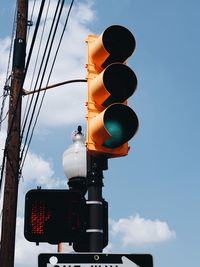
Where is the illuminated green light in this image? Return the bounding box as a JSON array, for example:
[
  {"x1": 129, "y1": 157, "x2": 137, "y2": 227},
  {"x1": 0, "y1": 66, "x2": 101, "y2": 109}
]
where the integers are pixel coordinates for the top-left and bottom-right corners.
[
  {"x1": 103, "y1": 120, "x2": 124, "y2": 148},
  {"x1": 102, "y1": 104, "x2": 139, "y2": 149}
]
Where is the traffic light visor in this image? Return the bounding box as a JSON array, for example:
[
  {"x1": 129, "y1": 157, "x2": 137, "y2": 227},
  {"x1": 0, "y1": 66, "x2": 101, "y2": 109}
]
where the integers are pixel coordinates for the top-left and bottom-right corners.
[
  {"x1": 89, "y1": 104, "x2": 138, "y2": 150},
  {"x1": 103, "y1": 25, "x2": 136, "y2": 64},
  {"x1": 91, "y1": 63, "x2": 137, "y2": 107},
  {"x1": 89, "y1": 25, "x2": 136, "y2": 69}
]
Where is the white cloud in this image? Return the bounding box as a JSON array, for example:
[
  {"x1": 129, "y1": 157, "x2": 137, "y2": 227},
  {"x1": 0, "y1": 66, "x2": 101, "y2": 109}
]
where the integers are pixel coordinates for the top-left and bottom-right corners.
[
  {"x1": 22, "y1": 150, "x2": 55, "y2": 188},
  {"x1": 0, "y1": 2, "x2": 97, "y2": 266},
  {"x1": 0, "y1": 1, "x2": 95, "y2": 260},
  {"x1": 0, "y1": 37, "x2": 12, "y2": 74},
  {"x1": 0, "y1": 137, "x2": 68, "y2": 266},
  {"x1": 0, "y1": 130, "x2": 7, "y2": 214},
  {"x1": 17, "y1": 149, "x2": 66, "y2": 217},
  {"x1": 14, "y1": 147, "x2": 73, "y2": 267},
  {"x1": 72, "y1": 1, "x2": 95, "y2": 24},
  {"x1": 110, "y1": 214, "x2": 176, "y2": 246},
  {"x1": 15, "y1": 217, "x2": 73, "y2": 267},
  {"x1": 0, "y1": 129, "x2": 66, "y2": 220},
  {"x1": 0, "y1": 144, "x2": 68, "y2": 266},
  {"x1": 21, "y1": 147, "x2": 63, "y2": 189},
  {"x1": 0, "y1": 130, "x2": 6, "y2": 157},
  {"x1": 0, "y1": 0, "x2": 96, "y2": 131},
  {"x1": 21, "y1": 0, "x2": 96, "y2": 130},
  {"x1": 103, "y1": 242, "x2": 113, "y2": 253}
]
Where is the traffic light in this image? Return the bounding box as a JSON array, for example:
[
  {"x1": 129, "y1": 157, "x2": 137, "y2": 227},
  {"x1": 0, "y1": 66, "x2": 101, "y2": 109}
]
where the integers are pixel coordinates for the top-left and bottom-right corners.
[
  {"x1": 24, "y1": 189, "x2": 87, "y2": 244},
  {"x1": 86, "y1": 25, "x2": 139, "y2": 158}
]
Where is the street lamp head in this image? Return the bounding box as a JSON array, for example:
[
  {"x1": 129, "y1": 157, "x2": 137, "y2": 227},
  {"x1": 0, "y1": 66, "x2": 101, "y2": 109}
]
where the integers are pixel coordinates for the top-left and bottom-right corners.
[{"x1": 63, "y1": 126, "x2": 87, "y2": 195}]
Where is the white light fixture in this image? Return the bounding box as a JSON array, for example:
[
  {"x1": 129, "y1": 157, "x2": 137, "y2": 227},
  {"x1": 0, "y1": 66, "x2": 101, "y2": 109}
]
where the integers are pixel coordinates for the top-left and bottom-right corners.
[{"x1": 62, "y1": 126, "x2": 87, "y2": 194}]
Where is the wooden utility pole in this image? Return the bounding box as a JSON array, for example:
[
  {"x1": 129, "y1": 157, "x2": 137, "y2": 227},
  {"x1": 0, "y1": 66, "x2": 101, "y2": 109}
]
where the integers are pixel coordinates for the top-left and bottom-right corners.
[{"x1": 0, "y1": 0, "x2": 28, "y2": 266}]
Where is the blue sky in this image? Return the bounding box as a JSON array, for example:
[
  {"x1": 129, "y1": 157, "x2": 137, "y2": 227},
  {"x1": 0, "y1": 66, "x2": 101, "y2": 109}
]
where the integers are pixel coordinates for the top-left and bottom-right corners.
[{"x1": 0, "y1": 0, "x2": 200, "y2": 267}]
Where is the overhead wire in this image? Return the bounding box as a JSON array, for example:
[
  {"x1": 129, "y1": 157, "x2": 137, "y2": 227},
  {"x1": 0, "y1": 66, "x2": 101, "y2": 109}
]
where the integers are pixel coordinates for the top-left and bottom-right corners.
[
  {"x1": 0, "y1": 0, "x2": 76, "y2": 184},
  {"x1": 22, "y1": 0, "x2": 51, "y2": 130},
  {"x1": 1, "y1": 0, "x2": 45, "y2": 153},
  {"x1": 21, "y1": 0, "x2": 63, "y2": 138},
  {"x1": 20, "y1": 0, "x2": 65, "y2": 161},
  {"x1": 5, "y1": 8, "x2": 17, "y2": 84},
  {"x1": 0, "y1": 152, "x2": 6, "y2": 200},
  {"x1": 26, "y1": 0, "x2": 37, "y2": 40},
  {"x1": 0, "y1": 0, "x2": 45, "y2": 198},
  {"x1": 0, "y1": 84, "x2": 10, "y2": 131},
  {"x1": 0, "y1": 5, "x2": 17, "y2": 198},
  {"x1": 0, "y1": 112, "x2": 9, "y2": 125},
  {"x1": 19, "y1": 0, "x2": 75, "y2": 172},
  {"x1": 0, "y1": 7, "x2": 16, "y2": 131}
]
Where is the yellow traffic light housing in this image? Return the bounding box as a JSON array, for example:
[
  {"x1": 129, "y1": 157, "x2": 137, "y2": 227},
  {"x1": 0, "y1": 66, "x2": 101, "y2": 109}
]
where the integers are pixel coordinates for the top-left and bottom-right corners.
[{"x1": 86, "y1": 25, "x2": 139, "y2": 158}]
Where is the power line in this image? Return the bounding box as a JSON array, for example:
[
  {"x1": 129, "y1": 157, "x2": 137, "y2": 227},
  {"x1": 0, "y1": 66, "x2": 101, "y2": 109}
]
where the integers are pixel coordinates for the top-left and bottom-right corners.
[
  {"x1": 20, "y1": 0, "x2": 75, "y2": 174},
  {"x1": 0, "y1": 0, "x2": 46, "y2": 198},
  {"x1": 0, "y1": 151, "x2": 6, "y2": 200},
  {"x1": 20, "y1": 0, "x2": 65, "y2": 160},
  {"x1": 26, "y1": 0, "x2": 37, "y2": 40},
  {"x1": 0, "y1": 0, "x2": 28, "y2": 264},
  {"x1": 47, "y1": 0, "x2": 75, "y2": 84},
  {"x1": 0, "y1": 85, "x2": 9, "y2": 131},
  {"x1": 5, "y1": 9, "x2": 17, "y2": 82},
  {"x1": 0, "y1": 7, "x2": 16, "y2": 131},
  {"x1": 22, "y1": 0, "x2": 51, "y2": 130},
  {"x1": 0, "y1": 5, "x2": 17, "y2": 198}
]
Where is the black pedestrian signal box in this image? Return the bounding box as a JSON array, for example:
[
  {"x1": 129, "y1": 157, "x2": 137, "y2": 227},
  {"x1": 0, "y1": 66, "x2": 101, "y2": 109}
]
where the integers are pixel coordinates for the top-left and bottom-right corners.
[{"x1": 24, "y1": 189, "x2": 86, "y2": 244}]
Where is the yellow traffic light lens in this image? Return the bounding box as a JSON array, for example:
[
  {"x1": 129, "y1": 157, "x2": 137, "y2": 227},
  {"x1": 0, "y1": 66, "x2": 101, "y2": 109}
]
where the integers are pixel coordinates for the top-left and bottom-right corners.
[{"x1": 103, "y1": 104, "x2": 139, "y2": 148}]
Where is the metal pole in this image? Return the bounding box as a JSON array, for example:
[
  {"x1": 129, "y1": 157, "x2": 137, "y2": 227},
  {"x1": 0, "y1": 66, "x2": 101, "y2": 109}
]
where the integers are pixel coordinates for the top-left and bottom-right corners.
[
  {"x1": 0, "y1": 0, "x2": 28, "y2": 266},
  {"x1": 87, "y1": 154, "x2": 107, "y2": 252}
]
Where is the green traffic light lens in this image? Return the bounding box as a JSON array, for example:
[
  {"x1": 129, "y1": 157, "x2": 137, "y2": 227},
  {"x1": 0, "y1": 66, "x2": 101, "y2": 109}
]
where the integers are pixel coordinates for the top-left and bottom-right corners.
[
  {"x1": 103, "y1": 120, "x2": 124, "y2": 148},
  {"x1": 103, "y1": 104, "x2": 139, "y2": 149}
]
